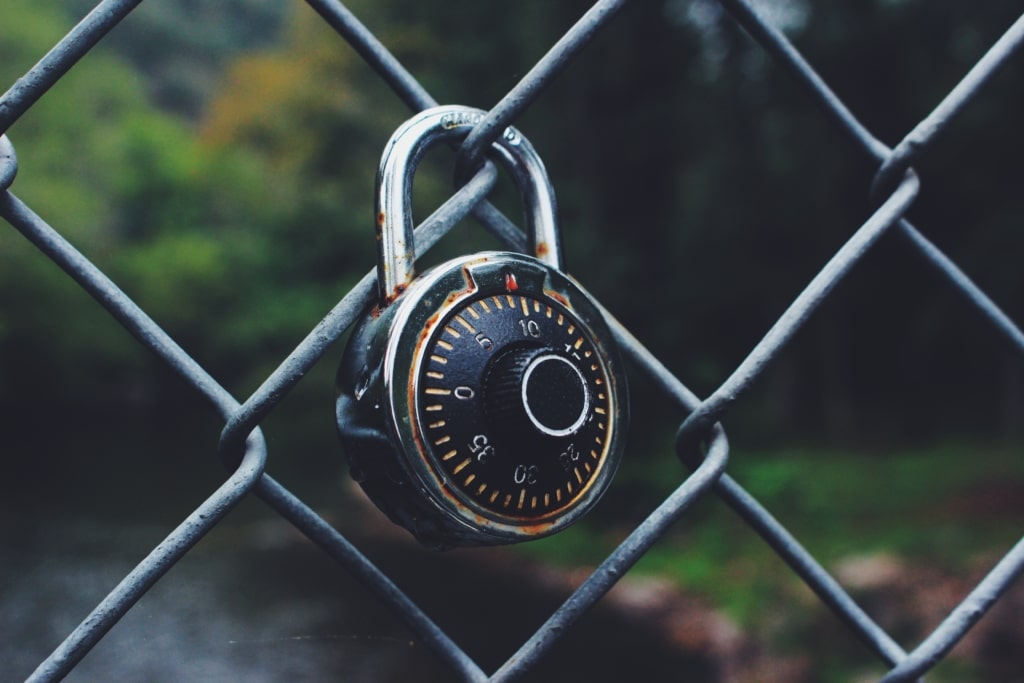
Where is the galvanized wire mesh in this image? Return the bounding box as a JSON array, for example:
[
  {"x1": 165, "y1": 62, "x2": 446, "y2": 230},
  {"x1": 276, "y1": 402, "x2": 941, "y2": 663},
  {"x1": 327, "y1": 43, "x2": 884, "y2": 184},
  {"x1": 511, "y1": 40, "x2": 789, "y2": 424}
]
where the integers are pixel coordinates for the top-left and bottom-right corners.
[{"x1": 2, "y1": 1, "x2": 1023, "y2": 681}]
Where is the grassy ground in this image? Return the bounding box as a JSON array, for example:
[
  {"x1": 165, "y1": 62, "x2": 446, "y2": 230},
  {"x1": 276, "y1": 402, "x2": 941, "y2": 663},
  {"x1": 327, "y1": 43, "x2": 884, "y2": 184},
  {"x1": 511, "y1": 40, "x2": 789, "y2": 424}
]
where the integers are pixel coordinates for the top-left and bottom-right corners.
[{"x1": 516, "y1": 443, "x2": 1024, "y2": 681}]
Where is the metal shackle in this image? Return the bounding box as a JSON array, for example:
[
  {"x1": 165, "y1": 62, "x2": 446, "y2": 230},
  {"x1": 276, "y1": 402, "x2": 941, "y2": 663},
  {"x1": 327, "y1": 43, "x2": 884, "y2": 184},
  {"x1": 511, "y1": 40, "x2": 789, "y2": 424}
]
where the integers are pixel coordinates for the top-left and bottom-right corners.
[{"x1": 375, "y1": 105, "x2": 562, "y2": 305}]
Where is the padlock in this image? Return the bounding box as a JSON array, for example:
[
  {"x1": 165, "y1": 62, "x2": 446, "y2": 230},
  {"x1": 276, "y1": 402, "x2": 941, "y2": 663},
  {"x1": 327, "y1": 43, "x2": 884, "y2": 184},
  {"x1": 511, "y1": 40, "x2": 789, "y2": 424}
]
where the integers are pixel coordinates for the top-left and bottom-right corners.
[{"x1": 336, "y1": 105, "x2": 628, "y2": 549}]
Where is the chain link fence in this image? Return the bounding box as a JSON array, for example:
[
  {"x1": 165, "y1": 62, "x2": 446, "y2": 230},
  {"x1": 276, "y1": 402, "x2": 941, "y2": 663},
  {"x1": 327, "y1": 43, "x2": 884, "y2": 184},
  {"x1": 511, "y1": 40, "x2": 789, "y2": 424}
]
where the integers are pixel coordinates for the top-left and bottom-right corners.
[{"x1": 2, "y1": 0, "x2": 1023, "y2": 681}]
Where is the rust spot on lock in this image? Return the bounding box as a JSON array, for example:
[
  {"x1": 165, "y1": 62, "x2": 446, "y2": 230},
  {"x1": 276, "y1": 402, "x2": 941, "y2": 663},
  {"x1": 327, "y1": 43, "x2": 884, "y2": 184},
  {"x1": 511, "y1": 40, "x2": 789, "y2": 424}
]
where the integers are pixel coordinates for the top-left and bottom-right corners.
[
  {"x1": 535, "y1": 241, "x2": 549, "y2": 258},
  {"x1": 408, "y1": 307, "x2": 446, "y2": 471},
  {"x1": 545, "y1": 289, "x2": 570, "y2": 308},
  {"x1": 382, "y1": 282, "x2": 407, "y2": 307},
  {"x1": 444, "y1": 500, "x2": 562, "y2": 540},
  {"x1": 516, "y1": 521, "x2": 559, "y2": 537},
  {"x1": 376, "y1": 211, "x2": 387, "y2": 228},
  {"x1": 416, "y1": 309, "x2": 443, "y2": 353}
]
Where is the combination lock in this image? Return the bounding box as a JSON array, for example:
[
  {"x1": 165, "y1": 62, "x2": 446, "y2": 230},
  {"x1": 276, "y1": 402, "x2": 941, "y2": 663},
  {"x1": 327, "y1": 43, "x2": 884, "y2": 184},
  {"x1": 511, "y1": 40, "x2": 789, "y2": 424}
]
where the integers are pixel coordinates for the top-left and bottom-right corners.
[{"x1": 336, "y1": 106, "x2": 628, "y2": 549}]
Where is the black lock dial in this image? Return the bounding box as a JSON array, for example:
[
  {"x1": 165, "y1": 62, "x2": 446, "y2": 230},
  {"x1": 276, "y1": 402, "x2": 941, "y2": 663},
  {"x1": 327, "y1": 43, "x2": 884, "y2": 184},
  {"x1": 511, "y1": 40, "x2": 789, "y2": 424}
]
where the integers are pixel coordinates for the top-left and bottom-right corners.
[{"x1": 416, "y1": 290, "x2": 614, "y2": 522}]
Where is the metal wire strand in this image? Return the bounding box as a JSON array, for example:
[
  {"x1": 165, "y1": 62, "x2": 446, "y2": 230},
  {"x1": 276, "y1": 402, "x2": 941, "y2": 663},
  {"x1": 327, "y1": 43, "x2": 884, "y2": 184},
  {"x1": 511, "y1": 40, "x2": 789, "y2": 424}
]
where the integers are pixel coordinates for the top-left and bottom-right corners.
[
  {"x1": 0, "y1": 0, "x2": 145, "y2": 134},
  {"x1": 456, "y1": 0, "x2": 632, "y2": 175},
  {"x1": 675, "y1": 170, "x2": 920, "y2": 446},
  {"x1": 0, "y1": 189, "x2": 270, "y2": 682}
]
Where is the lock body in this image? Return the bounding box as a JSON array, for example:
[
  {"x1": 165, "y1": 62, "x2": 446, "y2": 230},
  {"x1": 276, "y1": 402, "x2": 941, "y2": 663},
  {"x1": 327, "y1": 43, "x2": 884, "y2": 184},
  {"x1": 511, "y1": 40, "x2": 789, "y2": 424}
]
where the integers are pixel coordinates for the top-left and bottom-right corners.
[{"x1": 338, "y1": 251, "x2": 626, "y2": 548}]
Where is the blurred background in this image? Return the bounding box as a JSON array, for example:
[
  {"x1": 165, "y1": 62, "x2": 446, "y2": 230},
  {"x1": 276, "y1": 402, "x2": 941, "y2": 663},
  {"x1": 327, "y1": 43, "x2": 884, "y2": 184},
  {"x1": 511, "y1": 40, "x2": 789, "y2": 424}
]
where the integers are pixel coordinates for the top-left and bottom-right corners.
[{"x1": 2, "y1": 0, "x2": 1023, "y2": 681}]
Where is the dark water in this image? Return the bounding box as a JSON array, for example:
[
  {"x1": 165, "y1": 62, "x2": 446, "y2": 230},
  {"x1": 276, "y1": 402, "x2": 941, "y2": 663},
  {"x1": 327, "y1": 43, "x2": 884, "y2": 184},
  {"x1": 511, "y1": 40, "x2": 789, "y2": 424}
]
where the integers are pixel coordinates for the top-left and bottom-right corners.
[
  {"x1": 0, "y1": 405, "x2": 718, "y2": 681},
  {"x1": 1, "y1": 511, "x2": 716, "y2": 682}
]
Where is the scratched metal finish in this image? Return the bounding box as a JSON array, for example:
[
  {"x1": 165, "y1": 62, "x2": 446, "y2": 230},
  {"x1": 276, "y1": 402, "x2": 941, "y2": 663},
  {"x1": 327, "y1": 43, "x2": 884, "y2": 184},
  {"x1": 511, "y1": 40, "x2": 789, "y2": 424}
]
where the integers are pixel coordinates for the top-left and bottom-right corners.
[{"x1": 1, "y1": 1, "x2": 1023, "y2": 682}]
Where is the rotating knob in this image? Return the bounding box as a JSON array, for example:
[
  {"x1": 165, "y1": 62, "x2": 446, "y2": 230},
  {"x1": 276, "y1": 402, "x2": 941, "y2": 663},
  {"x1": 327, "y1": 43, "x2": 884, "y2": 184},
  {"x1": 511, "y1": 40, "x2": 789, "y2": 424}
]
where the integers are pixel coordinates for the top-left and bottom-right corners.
[{"x1": 484, "y1": 346, "x2": 591, "y2": 438}]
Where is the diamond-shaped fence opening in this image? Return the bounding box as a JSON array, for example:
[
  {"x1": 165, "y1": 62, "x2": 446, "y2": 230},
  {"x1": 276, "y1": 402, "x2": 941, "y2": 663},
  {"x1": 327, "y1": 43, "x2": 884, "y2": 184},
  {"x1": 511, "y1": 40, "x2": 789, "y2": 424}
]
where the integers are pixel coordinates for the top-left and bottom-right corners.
[{"x1": 2, "y1": 0, "x2": 1024, "y2": 681}]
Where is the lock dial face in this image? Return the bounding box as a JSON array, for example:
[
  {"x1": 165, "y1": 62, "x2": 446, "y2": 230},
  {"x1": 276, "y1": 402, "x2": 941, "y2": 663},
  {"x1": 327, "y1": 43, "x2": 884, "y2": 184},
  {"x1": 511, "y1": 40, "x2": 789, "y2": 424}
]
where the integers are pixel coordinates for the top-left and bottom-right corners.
[{"x1": 414, "y1": 290, "x2": 615, "y2": 524}]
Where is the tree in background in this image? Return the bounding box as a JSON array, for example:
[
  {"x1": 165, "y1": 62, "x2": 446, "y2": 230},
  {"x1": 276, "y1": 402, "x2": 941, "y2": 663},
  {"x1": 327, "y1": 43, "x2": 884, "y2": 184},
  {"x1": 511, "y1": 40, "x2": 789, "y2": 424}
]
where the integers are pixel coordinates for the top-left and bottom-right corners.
[
  {"x1": 3, "y1": 0, "x2": 1023, "y2": 450},
  {"x1": 1, "y1": 0, "x2": 298, "y2": 409}
]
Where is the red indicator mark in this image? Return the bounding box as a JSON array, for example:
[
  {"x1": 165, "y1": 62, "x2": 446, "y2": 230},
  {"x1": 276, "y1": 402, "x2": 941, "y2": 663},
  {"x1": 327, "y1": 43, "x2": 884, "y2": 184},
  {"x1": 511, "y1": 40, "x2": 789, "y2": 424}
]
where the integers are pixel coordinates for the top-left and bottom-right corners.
[{"x1": 504, "y1": 272, "x2": 519, "y2": 292}]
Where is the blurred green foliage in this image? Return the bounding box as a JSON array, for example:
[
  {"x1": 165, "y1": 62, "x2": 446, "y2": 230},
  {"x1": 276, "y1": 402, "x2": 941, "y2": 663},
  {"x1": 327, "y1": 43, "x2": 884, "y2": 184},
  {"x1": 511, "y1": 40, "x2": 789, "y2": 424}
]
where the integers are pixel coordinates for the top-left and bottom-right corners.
[
  {"x1": 521, "y1": 441, "x2": 1024, "y2": 650},
  {"x1": 2, "y1": 0, "x2": 1023, "y2": 485}
]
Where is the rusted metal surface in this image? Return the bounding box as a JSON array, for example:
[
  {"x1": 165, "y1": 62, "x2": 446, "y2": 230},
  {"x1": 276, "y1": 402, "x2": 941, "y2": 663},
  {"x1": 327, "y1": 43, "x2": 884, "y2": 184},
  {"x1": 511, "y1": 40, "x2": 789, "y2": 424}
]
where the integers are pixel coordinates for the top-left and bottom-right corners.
[{"x1": 374, "y1": 106, "x2": 562, "y2": 304}]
